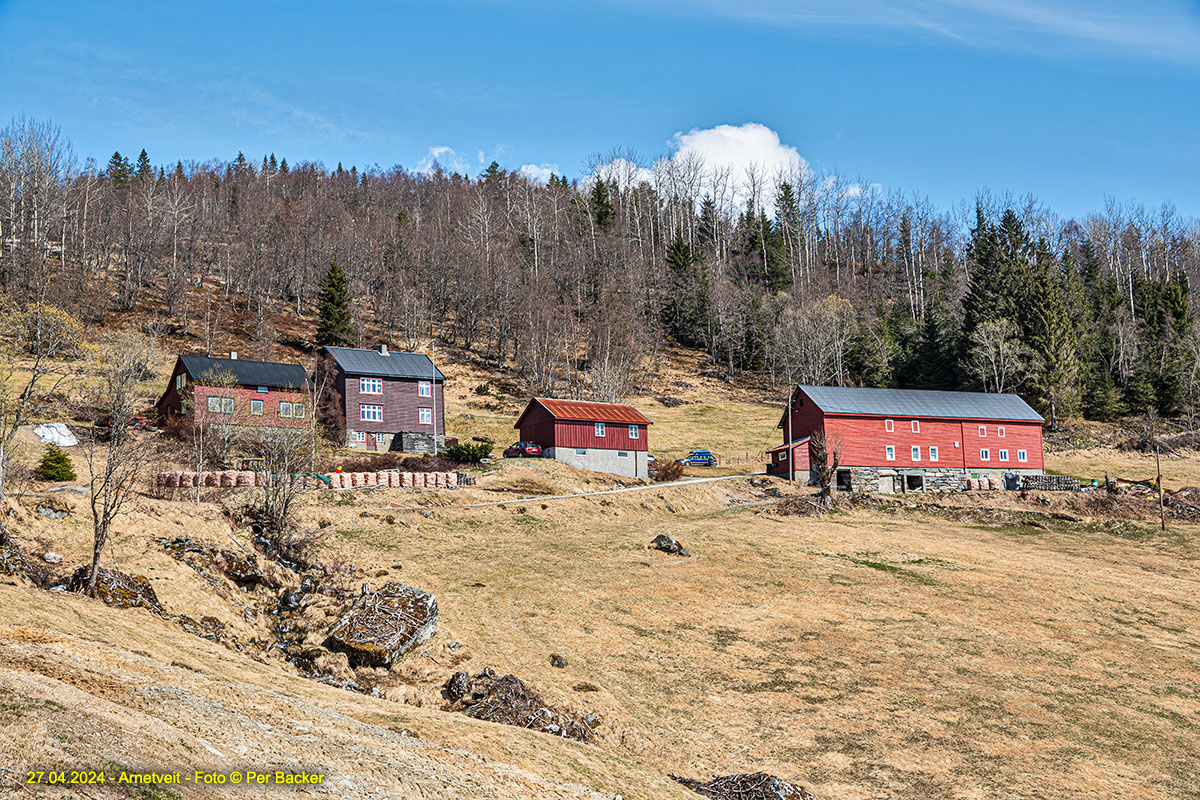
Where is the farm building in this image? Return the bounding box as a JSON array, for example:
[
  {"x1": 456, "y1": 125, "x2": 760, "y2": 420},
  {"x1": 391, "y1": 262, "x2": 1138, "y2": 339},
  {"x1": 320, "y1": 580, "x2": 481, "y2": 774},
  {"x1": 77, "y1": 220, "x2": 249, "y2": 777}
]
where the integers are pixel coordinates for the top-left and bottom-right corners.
[
  {"x1": 514, "y1": 398, "x2": 652, "y2": 479},
  {"x1": 323, "y1": 345, "x2": 445, "y2": 453},
  {"x1": 156, "y1": 352, "x2": 309, "y2": 428},
  {"x1": 773, "y1": 385, "x2": 1045, "y2": 492}
]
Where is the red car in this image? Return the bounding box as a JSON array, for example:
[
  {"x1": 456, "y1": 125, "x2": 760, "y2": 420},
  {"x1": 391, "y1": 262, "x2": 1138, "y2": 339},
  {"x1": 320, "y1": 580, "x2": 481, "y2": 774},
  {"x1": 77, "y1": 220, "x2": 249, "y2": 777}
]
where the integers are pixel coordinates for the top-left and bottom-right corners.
[{"x1": 503, "y1": 441, "x2": 543, "y2": 458}]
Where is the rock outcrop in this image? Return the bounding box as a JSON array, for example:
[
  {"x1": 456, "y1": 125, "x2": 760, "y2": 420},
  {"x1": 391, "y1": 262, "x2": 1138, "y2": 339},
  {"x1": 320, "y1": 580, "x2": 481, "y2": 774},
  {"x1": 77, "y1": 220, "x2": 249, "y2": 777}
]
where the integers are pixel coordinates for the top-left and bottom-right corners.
[
  {"x1": 326, "y1": 582, "x2": 437, "y2": 667},
  {"x1": 649, "y1": 533, "x2": 690, "y2": 557},
  {"x1": 67, "y1": 566, "x2": 162, "y2": 612}
]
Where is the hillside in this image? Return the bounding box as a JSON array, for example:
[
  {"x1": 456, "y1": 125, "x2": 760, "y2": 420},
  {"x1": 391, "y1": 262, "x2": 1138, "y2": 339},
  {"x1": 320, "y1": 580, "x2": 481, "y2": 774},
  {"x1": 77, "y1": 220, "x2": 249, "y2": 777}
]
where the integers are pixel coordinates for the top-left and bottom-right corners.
[{"x1": 3, "y1": 330, "x2": 1200, "y2": 799}]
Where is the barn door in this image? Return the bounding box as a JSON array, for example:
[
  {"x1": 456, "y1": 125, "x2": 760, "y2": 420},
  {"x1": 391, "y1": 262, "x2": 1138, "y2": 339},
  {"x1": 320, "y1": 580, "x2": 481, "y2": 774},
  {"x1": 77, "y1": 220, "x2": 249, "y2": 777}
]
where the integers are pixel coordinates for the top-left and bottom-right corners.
[{"x1": 366, "y1": 433, "x2": 378, "y2": 452}]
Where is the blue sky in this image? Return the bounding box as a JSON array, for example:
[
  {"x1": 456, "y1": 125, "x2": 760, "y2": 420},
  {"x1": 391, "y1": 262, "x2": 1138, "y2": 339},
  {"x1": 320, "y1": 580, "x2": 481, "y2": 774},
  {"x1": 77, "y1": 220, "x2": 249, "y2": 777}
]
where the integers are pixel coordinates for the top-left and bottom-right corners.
[{"x1": 1, "y1": 0, "x2": 1197, "y2": 219}]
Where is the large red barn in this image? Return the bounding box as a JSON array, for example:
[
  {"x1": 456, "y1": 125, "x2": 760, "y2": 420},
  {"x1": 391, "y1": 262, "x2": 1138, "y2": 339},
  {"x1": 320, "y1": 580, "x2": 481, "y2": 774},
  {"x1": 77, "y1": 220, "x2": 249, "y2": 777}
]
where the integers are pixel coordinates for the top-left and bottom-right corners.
[
  {"x1": 773, "y1": 385, "x2": 1045, "y2": 492},
  {"x1": 514, "y1": 398, "x2": 652, "y2": 478}
]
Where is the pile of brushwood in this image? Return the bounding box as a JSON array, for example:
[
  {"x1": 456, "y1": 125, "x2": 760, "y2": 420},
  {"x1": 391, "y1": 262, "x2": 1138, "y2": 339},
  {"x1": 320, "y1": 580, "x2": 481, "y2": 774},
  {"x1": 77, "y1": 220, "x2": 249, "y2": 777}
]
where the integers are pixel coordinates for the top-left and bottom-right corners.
[
  {"x1": 443, "y1": 667, "x2": 594, "y2": 742},
  {"x1": 672, "y1": 772, "x2": 820, "y2": 800}
]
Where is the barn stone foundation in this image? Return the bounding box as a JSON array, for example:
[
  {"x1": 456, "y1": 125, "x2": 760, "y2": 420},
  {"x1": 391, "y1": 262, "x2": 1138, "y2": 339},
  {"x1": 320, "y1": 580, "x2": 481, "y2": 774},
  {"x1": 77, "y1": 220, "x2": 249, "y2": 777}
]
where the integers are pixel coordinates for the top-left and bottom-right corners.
[{"x1": 841, "y1": 466, "x2": 1044, "y2": 494}]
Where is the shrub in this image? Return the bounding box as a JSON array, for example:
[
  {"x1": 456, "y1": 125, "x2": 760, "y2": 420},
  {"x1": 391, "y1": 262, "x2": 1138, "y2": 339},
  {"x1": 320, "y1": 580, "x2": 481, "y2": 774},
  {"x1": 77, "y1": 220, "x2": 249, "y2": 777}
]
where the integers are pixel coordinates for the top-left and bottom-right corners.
[
  {"x1": 654, "y1": 459, "x2": 684, "y2": 483},
  {"x1": 473, "y1": 382, "x2": 493, "y2": 396},
  {"x1": 36, "y1": 444, "x2": 76, "y2": 482},
  {"x1": 445, "y1": 441, "x2": 493, "y2": 464}
]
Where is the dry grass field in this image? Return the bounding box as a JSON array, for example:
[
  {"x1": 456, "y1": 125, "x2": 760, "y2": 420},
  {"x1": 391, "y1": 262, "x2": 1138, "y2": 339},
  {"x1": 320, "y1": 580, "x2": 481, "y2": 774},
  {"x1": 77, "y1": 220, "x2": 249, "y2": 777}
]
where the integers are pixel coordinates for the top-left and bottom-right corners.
[{"x1": 4, "y1": 341, "x2": 1200, "y2": 799}]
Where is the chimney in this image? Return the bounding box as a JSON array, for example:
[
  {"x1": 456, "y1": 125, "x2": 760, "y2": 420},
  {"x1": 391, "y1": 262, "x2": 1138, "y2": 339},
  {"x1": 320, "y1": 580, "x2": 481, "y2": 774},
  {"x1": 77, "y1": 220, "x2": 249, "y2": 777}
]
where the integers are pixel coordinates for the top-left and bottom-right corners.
[
  {"x1": 229, "y1": 350, "x2": 238, "y2": 360},
  {"x1": 379, "y1": 343, "x2": 389, "y2": 356}
]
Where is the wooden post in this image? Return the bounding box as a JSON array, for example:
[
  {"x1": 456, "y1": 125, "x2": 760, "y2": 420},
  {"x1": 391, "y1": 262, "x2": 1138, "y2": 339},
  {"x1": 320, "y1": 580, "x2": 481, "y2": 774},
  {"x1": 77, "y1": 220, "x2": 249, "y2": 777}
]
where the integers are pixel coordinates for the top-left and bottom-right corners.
[
  {"x1": 1156, "y1": 445, "x2": 1166, "y2": 531},
  {"x1": 786, "y1": 387, "x2": 794, "y2": 486}
]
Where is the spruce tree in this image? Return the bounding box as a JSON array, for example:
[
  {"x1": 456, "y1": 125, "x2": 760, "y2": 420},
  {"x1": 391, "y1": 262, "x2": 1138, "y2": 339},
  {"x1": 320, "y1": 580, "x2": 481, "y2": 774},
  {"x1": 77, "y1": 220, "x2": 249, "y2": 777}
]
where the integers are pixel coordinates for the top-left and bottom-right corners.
[
  {"x1": 590, "y1": 180, "x2": 614, "y2": 228},
  {"x1": 1029, "y1": 240, "x2": 1080, "y2": 428},
  {"x1": 106, "y1": 151, "x2": 132, "y2": 188},
  {"x1": 135, "y1": 149, "x2": 152, "y2": 180},
  {"x1": 37, "y1": 445, "x2": 76, "y2": 482},
  {"x1": 316, "y1": 259, "x2": 355, "y2": 346}
]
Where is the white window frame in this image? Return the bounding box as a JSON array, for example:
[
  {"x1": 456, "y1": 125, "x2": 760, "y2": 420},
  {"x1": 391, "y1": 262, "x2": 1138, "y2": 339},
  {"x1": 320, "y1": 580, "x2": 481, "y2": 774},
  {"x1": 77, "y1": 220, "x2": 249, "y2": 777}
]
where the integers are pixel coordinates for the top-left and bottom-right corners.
[
  {"x1": 978, "y1": 425, "x2": 987, "y2": 437},
  {"x1": 353, "y1": 430, "x2": 366, "y2": 443},
  {"x1": 911, "y1": 446, "x2": 921, "y2": 461},
  {"x1": 980, "y1": 448, "x2": 991, "y2": 462},
  {"x1": 999, "y1": 449, "x2": 1009, "y2": 461},
  {"x1": 279, "y1": 401, "x2": 292, "y2": 418},
  {"x1": 293, "y1": 403, "x2": 305, "y2": 419},
  {"x1": 778, "y1": 451, "x2": 788, "y2": 461},
  {"x1": 360, "y1": 404, "x2": 383, "y2": 422},
  {"x1": 1017, "y1": 449, "x2": 1028, "y2": 463},
  {"x1": 629, "y1": 424, "x2": 639, "y2": 439},
  {"x1": 929, "y1": 446, "x2": 939, "y2": 462},
  {"x1": 595, "y1": 422, "x2": 606, "y2": 437},
  {"x1": 417, "y1": 380, "x2": 432, "y2": 398},
  {"x1": 222, "y1": 397, "x2": 234, "y2": 414},
  {"x1": 997, "y1": 426, "x2": 1006, "y2": 438},
  {"x1": 257, "y1": 385, "x2": 269, "y2": 394},
  {"x1": 360, "y1": 377, "x2": 383, "y2": 395},
  {"x1": 418, "y1": 407, "x2": 433, "y2": 425},
  {"x1": 911, "y1": 420, "x2": 920, "y2": 433},
  {"x1": 885, "y1": 419, "x2": 894, "y2": 432},
  {"x1": 885, "y1": 445, "x2": 896, "y2": 461},
  {"x1": 207, "y1": 395, "x2": 221, "y2": 414},
  {"x1": 250, "y1": 398, "x2": 264, "y2": 416}
]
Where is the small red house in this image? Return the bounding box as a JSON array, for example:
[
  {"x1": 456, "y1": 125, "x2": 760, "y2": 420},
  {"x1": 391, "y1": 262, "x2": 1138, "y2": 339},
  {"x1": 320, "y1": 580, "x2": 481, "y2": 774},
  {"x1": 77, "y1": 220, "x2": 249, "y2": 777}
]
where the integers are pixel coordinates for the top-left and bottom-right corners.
[
  {"x1": 514, "y1": 398, "x2": 652, "y2": 479},
  {"x1": 156, "y1": 353, "x2": 309, "y2": 428},
  {"x1": 777, "y1": 385, "x2": 1045, "y2": 492}
]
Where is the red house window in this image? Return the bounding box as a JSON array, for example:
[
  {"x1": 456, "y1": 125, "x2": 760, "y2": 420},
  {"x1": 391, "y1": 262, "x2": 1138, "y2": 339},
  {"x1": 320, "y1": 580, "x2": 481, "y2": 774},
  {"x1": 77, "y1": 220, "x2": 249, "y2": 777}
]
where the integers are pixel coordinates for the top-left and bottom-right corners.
[{"x1": 885, "y1": 419, "x2": 894, "y2": 432}]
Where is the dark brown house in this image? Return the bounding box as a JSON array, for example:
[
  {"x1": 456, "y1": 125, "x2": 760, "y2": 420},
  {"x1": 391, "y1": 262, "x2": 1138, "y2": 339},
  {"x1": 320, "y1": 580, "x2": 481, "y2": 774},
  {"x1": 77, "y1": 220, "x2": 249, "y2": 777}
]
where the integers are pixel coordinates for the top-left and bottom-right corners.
[
  {"x1": 324, "y1": 345, "x2": 445, "y2": 453},
  {"x1": 155, "y1": 352, "x2": 309, "y2": 428}
]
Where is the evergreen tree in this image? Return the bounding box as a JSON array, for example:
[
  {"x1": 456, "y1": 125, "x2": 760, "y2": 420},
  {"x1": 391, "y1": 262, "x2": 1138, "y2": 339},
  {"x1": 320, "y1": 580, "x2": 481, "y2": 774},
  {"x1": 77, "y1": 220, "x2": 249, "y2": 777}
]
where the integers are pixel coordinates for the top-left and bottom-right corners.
[
  {"x1": 135, "y1": 148, "x2": 152, "y2": 180},
  {"x1": 37, "y1": 445, "x2": 76, "y2": 482},
  {"x1": 1029, "y1": 240, "x2": 1080, "y2": 427},
  {"x1": 697, "y1": 195, "x2": 720, "y2": 259},
  {"x1": 106, "y1": 151, "x2": 132, "y2": 188},
  {"x1": 316, "y1": 259, "x2": 355, "y2": 346},
  {"x1": 233, "y1": 151, "x2": 249, "y2": 175},
  {"x1": 279, "y1": 157, "x2": 289, "y2": 173},
  {"x1": 663, "y1": 235, "x2": 709, "y2": 348},
  {"x1": 590, "y1": 179, "x2": 614, "y2": 228}
]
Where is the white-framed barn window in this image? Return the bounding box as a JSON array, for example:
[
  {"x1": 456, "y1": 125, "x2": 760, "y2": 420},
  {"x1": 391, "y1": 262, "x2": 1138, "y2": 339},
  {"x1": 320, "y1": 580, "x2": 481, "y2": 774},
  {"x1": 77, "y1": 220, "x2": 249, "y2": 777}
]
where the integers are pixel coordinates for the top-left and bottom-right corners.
[
  {"x1": 929, "y1": 446, "x2": 939, "y2": 462},
  {"x1": 208, "y1": 396, "x2": 234, "y2": 414},
  {"x1": 911, "y1": 446, "x2": 921, "y2": 461},
  {"x1": 911, "y1": 420, "x2": 920, "y2": 433},
  {"x1": 353, "y1": 430, "x2": 366, "y2": 443},
  {"x1": 279, "y1": 401, "x2": 293, "y2": 418},
  {"x1": 778, "y1": 451, "x2": 788, "y2": 461},
  {"x1": 1017, "y1": 449, "x2": 1028, "y2": 463},
  {"x1": 418, "y1": 407, "x2": 432, "y2": 425},
  {"x1": 628, "y1": 425, "x2": 639, "y2": 439},
  {"x1": 360, "y1": 404, "x2": 383, "y2": 422},
  {"x1": 250, "y1": 399, "x2": 264, "y2": 416},
  {"x1": 978, "y1": 425, "x2": 987, "y2": 437},
  {"x1": 595, "y1": 422, "x2": 606, "y2": 437},
  {"x1": 360, "y1": 377, "x2": 383, "y2": 395},
  {"x1": 997, "y1": 426, "x2": 1006, "y2": 438},
  {"x1": 980, "y1": 448, "x2": 991, "y2": 461},
  {"x1": 257, "y1": 385, "x2": 269, "y2": 393},
  {"x1": 885, "y1": 445, "x2": 896, "y2": 461},
  {"x1": 999, "y1": 449, "x2": 1009, "y2": 461},
  {"x1": 885, "y1": 419, "x2": 894, "y2": 432},
  {"x1": 418, "y1": 380, "x2": 432, "y2": 397}
]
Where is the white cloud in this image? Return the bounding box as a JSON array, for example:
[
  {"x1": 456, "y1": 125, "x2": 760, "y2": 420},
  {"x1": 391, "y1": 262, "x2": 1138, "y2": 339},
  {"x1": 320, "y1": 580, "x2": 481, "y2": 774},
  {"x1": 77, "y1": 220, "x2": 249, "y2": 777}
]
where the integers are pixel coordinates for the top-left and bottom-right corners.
[
  {"x1": 666, "y1": 122, "x2": 808, "y2": 210},
  {"x1": 416, "y1": 145, "x2": 471, "y2": 174},
  {"x1": 518, "y1": 162, "x2": 561, "y2": 183}
]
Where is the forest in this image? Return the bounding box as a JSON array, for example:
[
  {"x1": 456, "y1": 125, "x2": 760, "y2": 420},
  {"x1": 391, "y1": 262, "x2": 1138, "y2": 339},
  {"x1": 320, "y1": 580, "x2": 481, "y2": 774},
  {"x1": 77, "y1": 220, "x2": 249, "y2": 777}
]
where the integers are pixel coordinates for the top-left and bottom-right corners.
[{"x1": 1, "y1": 115, "x2": 1197, "y2": 426}]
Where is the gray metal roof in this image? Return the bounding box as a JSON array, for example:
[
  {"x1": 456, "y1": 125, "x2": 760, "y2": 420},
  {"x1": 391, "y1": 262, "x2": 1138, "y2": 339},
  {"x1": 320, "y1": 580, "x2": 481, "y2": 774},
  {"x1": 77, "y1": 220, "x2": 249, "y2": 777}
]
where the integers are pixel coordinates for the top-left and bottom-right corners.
[
  {"x1": 180, "y1": 355, "x2": 308, "y2": 390},
  {"x1": 797, "y1": 385, "x2": 1044, "y2": 422},
  {"x1": 324, "y1": 346, "x2": 445, "y2": 381}
]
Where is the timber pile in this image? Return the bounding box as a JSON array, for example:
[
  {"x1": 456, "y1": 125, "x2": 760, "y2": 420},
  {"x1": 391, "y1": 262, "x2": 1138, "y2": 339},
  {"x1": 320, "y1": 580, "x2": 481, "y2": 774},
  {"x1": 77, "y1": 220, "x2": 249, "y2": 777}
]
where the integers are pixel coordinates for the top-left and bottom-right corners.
[
  {"x1": 672, "y1": 772, "x2": 820, "y2": 800},
  {"x1": 66, "y1": 566, "x2": 162, "y2": 611},
  {"x1": 443, "y1": 668, "x2": 594, "y2": 742},
  {"x1": 1021, "y1": 474, "x2": 1079, "y2": 492}
]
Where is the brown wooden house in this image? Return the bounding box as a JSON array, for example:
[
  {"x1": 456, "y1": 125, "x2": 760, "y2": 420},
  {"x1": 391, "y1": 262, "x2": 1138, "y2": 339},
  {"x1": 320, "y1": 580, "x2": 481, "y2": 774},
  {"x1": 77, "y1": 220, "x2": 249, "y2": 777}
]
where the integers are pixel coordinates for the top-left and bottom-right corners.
[{"x1": 323, "y1": 345, "x2": 445, "y2": 453}]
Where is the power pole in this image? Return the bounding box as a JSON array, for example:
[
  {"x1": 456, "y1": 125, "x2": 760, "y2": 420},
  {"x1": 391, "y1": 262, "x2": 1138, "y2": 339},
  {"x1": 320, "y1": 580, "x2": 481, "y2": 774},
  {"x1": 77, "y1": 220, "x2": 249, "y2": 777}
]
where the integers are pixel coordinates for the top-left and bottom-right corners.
[{"x1": 1156, "y1": 444, "x2": 1165, "y2": 531}]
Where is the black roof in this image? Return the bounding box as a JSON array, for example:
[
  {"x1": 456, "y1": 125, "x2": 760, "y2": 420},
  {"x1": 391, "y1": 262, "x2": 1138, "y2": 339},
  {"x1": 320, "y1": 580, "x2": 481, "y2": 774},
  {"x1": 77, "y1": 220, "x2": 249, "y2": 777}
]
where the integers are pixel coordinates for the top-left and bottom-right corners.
[
  {"x1": 180, "y1": 355, "x2": 308, "y2": 390},
  {"x1": 324, "y1": 346, "x2": 445, "y2": 380},
  {"x1": 792, "y1": 385, "x2": 1043, "y2": 422}
]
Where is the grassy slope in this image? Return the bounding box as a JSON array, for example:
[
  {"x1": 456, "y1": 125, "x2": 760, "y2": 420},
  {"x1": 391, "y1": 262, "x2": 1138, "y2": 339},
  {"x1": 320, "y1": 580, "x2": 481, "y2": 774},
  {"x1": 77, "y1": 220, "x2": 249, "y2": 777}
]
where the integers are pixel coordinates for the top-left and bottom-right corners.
[{"x1": 7, "y1": 331, "x2": 1200, "y2": 799}]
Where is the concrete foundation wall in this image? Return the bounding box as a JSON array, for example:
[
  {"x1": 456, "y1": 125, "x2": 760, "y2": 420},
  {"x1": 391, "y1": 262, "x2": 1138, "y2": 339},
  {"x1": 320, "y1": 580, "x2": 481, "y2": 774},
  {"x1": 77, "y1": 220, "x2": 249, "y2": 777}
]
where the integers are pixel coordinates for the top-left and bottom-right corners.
[
  {"x1": 842, "y1": 465, "x2": 1044, "y2": 494},
  {"x1": 345, "y1": 429, "x2": 444, "y2": 454},
  {"x1": 546, "y1": 446, "x2": 647, "y2": 479}
]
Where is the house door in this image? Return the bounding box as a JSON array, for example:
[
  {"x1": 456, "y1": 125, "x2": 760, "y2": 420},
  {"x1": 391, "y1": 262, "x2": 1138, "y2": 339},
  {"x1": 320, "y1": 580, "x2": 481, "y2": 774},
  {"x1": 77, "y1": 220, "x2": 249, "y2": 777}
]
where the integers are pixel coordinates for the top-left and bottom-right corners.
[{"x1": 366, "y1": 433, "x2": 378, "y2": 452}]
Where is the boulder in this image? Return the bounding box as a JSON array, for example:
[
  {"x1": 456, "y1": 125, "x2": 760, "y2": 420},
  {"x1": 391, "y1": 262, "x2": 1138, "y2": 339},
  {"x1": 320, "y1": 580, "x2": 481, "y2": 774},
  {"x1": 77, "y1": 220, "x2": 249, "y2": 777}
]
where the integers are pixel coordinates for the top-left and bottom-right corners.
[
  {"x1": 42, "y1": 552, "x2": 63, "y2": 564},
  {"x1": 442, "y1": 669, "x2": 594, "y2": 742},
  {"x1": 67, "y1": 566, "x2": 162, "y2": 612},
  {"x1": 649, "y1": 533, "x2": 690, "y2": 557},
  {"x1": 326, "y1": 582, "x2": 437, "y2": 667},
  {"x1": 549, "y1": 653, "x2": 568, "y2": 668}
]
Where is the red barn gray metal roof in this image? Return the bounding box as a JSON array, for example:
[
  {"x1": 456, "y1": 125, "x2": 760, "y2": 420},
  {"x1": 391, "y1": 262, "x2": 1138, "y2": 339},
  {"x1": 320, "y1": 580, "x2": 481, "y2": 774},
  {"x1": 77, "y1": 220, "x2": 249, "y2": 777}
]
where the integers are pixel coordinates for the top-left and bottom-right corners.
[{"x1": 794, "y1": 385, "x2": 1044, "y2": 422}]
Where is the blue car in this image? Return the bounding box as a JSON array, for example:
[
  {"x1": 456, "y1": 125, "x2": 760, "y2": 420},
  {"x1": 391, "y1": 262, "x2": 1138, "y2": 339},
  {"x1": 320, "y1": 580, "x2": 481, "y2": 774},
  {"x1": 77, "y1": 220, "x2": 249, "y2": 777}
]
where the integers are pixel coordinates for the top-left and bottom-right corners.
[{"x1": 682, "y1": 449, "x2": 718, "y2": 467}]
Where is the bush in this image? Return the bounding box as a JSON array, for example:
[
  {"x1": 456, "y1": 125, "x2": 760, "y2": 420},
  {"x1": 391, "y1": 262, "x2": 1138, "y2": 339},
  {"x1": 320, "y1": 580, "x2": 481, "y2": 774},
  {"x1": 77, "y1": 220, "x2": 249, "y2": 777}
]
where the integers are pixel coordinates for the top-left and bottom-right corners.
[
  {"x1": 36, "y1": 444, "x2": 76, "y2": 482},
  {"x1": 654, "y1": 459, "x2": 684, "y2": 483},
  {"x1": 473, "y1": 382, "x2": 493, "y2": 396},
  {"x1": 445, "y1": 441, "x2": 493, "y2": 464},
  {"x1": 332, "y1": 451, "x2": 458, "y2": 473}
]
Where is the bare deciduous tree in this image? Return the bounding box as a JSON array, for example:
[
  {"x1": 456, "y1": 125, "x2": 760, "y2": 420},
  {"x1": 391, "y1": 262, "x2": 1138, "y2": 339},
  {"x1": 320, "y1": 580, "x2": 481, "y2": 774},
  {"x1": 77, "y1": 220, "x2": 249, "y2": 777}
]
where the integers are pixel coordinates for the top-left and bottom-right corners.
[{"x1": 967, "y1": 318, "x2": 1034, "y2": 393}]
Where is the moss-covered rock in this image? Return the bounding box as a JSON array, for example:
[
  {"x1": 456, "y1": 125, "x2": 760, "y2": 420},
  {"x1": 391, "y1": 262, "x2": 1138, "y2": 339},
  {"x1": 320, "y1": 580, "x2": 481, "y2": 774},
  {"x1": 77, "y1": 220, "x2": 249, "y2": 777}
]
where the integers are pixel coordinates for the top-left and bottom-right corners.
[{"x1": 67, "y1": 566, "x2": 162, "y2": 612}]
